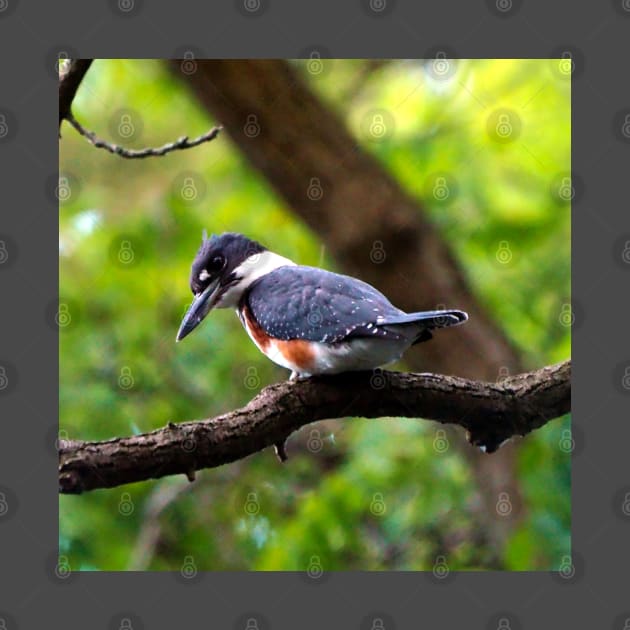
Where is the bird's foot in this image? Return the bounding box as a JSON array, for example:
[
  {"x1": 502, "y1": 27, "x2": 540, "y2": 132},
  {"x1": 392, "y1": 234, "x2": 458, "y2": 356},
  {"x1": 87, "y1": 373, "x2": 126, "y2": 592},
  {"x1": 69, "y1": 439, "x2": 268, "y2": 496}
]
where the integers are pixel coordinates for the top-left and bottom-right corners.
[
  {"x1": 274, "y1": 439, "x2": 288, "y2": 463},
  {"x1": 289, "y1": 370, "x2": 313, "y2": 381}
]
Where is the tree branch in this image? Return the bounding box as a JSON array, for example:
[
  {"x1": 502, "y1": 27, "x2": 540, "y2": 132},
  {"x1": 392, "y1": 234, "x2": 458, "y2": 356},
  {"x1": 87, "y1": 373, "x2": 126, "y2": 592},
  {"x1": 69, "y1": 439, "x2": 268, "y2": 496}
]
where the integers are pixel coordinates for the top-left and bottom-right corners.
[
  {"x1": 59, "y1": 58, "x2": 222, "y2": 156},
  {"x1": 65, "y1": 113, "x2": 223, "y2": 158},
  {"x1": 59, "y1": 360, "x2": 570, "y2": 495},
  {"x1": 59, "y1": 59, "x2": 92, "y2": 130}
]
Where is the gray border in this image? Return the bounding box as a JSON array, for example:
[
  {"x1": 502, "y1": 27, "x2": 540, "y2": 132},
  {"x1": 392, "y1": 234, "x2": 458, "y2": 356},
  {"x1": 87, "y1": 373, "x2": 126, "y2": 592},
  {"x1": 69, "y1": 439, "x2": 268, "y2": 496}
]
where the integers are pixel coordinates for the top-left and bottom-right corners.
[{"x1": 1, "y1": 0, "x2": 628, "y2": 628}]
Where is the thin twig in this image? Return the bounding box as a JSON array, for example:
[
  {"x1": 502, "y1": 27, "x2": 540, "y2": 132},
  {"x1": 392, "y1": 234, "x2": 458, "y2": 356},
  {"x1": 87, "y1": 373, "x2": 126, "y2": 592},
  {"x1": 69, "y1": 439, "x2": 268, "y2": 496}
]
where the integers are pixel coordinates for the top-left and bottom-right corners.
[{"x1": 66, "y1": 113, "x2": 222, "y2": 158}]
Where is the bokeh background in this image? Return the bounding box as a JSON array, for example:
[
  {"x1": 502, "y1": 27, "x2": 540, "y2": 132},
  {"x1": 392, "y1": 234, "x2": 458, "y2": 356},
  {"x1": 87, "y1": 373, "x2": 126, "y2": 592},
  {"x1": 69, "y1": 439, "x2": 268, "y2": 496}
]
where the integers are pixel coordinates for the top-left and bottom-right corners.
[{"x1": 59, "y1": 59, "x2": 570, "y2": 571}]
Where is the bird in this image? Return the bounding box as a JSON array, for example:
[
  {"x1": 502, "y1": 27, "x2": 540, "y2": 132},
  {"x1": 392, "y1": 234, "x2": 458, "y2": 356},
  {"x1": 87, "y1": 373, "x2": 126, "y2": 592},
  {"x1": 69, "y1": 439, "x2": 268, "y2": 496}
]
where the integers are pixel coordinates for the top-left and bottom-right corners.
[{"x1": 176, "y1": 232, "x2": 468, "y2": 380}]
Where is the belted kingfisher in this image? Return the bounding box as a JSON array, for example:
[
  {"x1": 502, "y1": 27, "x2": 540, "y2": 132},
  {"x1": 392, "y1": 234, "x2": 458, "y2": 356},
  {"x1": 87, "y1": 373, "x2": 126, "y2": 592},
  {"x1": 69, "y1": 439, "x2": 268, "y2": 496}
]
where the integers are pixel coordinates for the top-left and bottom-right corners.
[{"x1": 176, "y1": 232, "x2": 468, "y2": 378}]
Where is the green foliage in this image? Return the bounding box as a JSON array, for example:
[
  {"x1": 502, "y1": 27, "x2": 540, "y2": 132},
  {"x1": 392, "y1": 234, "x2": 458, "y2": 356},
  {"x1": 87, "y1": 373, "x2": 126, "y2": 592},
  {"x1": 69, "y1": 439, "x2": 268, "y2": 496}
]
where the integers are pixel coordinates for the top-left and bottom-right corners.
[{"x1": 60, "y1": 59, "x2": 570, "y2": 571}]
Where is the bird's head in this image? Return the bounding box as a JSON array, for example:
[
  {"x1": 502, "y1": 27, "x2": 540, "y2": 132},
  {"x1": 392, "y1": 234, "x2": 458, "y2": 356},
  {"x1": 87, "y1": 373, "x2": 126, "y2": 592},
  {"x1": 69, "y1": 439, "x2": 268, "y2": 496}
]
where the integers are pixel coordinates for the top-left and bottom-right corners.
[{"x1": 176, "y1": 232, "x2": 268, "y2": 342}]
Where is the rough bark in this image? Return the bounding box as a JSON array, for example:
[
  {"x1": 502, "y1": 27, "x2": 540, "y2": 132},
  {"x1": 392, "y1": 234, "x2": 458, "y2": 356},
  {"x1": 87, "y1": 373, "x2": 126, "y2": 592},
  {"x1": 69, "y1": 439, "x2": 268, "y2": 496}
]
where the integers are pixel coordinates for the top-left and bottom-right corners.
[{"x1": 59, "y1": 361, "x2": 570, "y2": 494}]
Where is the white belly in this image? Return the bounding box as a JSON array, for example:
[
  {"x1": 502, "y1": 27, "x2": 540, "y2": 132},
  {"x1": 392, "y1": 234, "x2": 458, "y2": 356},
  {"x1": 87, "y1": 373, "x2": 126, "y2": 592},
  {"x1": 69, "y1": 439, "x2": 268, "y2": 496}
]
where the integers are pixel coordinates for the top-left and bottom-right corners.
[{"x1": 301, "y1": 337, "x2": 411, "y2": 376}]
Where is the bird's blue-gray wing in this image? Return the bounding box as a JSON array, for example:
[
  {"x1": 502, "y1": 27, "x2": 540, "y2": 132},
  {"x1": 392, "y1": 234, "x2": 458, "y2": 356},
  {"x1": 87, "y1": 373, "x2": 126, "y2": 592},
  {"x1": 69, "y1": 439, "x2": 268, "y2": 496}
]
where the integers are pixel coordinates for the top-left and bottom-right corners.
[{"x1": 244, "y1": 266, "x2": 407, "y2": 343}]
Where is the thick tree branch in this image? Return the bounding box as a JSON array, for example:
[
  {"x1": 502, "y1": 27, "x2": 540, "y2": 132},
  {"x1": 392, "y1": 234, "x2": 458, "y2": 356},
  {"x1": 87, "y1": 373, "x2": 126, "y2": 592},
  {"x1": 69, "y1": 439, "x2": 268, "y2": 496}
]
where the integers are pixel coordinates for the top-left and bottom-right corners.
[
  {"x1": 59, "y1": 59, "x2": 92, "y2": 130},
  {"x1": 59, "y1": 360, "x2": 570, "y2": 495}
]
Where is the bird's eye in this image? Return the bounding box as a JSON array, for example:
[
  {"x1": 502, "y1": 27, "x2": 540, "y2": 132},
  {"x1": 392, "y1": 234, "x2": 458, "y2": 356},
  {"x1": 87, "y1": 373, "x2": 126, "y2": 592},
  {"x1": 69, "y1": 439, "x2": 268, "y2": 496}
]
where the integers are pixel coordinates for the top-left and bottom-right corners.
[{"x1": 208, "y1": 255, "x2": 225, "y2": 271}]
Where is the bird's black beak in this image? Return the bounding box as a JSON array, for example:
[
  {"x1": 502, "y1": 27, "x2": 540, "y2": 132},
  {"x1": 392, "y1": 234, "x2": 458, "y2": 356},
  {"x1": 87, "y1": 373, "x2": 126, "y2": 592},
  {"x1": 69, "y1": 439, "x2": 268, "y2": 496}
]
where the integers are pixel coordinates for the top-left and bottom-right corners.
[{"x1": 176, "y1": 279, "x2": 221, "y2": 342}]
